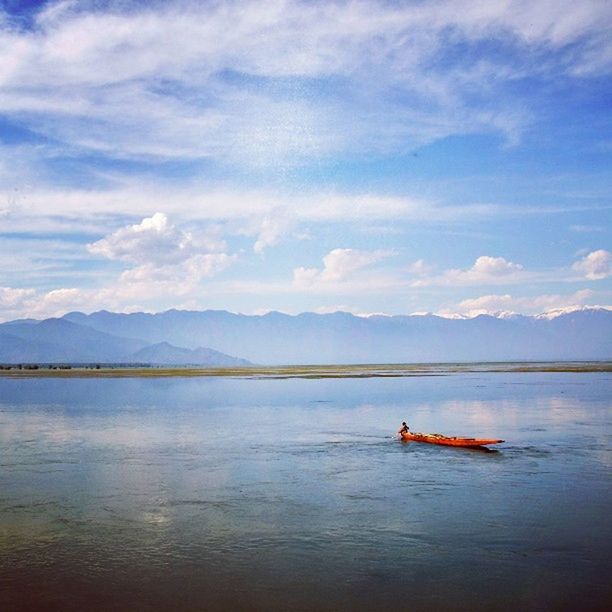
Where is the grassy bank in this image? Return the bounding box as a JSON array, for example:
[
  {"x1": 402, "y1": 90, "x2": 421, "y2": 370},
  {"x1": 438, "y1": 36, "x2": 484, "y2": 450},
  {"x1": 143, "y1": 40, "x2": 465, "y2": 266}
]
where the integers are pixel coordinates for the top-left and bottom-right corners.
[{"x1": 0, "y1": 362, "x2": 610, "y2": 379}]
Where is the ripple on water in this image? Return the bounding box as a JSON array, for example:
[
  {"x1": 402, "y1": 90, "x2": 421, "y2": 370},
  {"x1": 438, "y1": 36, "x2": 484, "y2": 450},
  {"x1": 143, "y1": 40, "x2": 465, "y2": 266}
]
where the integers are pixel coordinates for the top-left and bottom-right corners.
[{"x1": 1, "y1": 372, "x2": 611, "y2": 611}]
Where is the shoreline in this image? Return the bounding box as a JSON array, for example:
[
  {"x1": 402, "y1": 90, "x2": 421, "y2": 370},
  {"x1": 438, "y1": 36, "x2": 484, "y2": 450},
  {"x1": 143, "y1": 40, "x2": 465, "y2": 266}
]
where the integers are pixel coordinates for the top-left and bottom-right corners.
[{"x1": 0, "y1": 361, "x2": 611, "y2": 379}]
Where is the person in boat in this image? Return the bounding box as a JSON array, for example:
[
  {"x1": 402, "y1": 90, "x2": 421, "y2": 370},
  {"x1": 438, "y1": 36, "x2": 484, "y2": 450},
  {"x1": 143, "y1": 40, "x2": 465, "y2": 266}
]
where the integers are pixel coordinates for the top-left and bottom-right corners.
[{"x1": 398, "y1": 422, "x2": 409, "y2": 434}]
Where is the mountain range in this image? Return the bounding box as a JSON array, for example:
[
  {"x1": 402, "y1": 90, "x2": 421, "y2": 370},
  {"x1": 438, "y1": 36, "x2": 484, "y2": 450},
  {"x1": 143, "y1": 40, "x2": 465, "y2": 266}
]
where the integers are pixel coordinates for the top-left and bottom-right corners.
[
  {"x1": 0, "y1": 317, "x2": 249, "y2": 366},
  {"x1": 0, "y1": 307, "x2": 610, "y2": 365}
]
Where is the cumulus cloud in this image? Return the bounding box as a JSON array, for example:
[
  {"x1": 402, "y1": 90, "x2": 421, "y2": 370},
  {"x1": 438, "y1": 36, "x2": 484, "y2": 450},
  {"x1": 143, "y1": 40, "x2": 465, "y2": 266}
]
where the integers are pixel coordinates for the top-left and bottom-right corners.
[
  {"x1": 119, "y1": 253, "x2": 235, "y2": 289},
  {"x1": 88, "y1": 212, "x2": 230, "y2": 267},
  {"x1": 0, "y1": 2, "x2": 610, "y2": 320},
  {"x1": 456, "y1": 256, "x2": 523, "y2": 278},
  {"x1": 293, "y1": 248, "x2": 393, "y2": 288},
  {"x1": 292, "y1": 266, "x2": 320, "y2": 288},
  {"x1": 249, "y1": 211, "x2": 297, "y2": 254},
  {"x1": 440, "y1": 289, "x2": 601, "y2": 317},
  {"x1": 81, "y1": 213, "x2": 237, "y2": 307},
  {"x1": 87, "y1": 212, "x2": 223, "y2": 265},
  {"x1": 0, "y1": 285, "x2": 90, "y2": 322},
  {"x1": 0, "y1": 247, "x2": 233, "y2": 322},
  {"x1": 572, "y1": 249, "x2": 612, "y2": 280},
  {"x1": 320, "y1": 249, "x2": 391, "y2": 281},
  {"x1": 412, "y1": 255, "x2": 524, "y2": 287},
  {"x1": 0, "y1": 287, "x2": 36, "y2": 313}
]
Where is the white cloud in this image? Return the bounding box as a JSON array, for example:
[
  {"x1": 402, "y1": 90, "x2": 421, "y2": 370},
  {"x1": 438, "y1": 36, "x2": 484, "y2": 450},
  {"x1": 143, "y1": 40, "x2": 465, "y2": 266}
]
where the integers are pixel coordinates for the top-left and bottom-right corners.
[
  {"x1": 0, "y1": 2, "x2": 610, "y2": 321},
  {"x1": 460, "y1": 255, "x2": 523, "y2": 278},
  {"x1": 87, "y1": 212, "x2": 219, "y2": 265},
  {"x1": 320, "y1": 248, "x2": 392, "y2": 281},
  {"x1": 0, "y1": 185, "x2": 427, "y2": 233},
  {"x1": 412, "y1": 255, "x2": 524, "y2": 287},
  {"x1": 119, "y1": 253, "x2": 235, "y2": 290},
  {"x1": 0, "y1": 287, "x2": 36, "y2": 311},
  {"x1": 3, "y1": 178, "x2": 605, "y2": 239},
  {"x1": 11, "y1": 186, "x2": 442, "y2": 225},
  {"x1": 0, "y1": 231, "x2": 130, "y2": 298},
  {"x1": 87, "y1": 213, "x2": 231, "y2": 279},
  {"x1": 292, "y1": 266, "x2": 320, "y2": 289},
  {"x1": 442, "y1": 289, "x2": 600, "y2": 317},
  {"x1": 250, "y1": 212, "x2": 295, "y2": 254},
  {"x1": 0, "y1": 245, "x2": 234, "y2": 321},
  {"x1": 0, "y1": 213, "x2": 239, "y2": 317},
  {"x1": 408, "y1": 259, "x2": 436, "y2": 277},
  {"x1": 293, "y1": 248, "x2": 393, "y2": 288},
  {"x1": 572, "y1": 249, "x2": 612, "y2": 280},
  {"x1": 0, "y1": 285, "x2": 90, "y2": 322},
  {"x1": 0, "y1": 0, "x2": 609, "y2": 167},
  {"x1": 313, "y1": 305, "x2": 362, "y2": 315},
  {"x1": 98, "y1": 214, "x2": 234, "y2": 288}
]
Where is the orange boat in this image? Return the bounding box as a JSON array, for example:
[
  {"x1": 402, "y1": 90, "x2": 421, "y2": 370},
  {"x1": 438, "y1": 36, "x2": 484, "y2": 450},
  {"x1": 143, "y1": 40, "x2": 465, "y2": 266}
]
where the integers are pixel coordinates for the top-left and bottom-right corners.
[{"x1": 400, "y1": 431, "x2": 504, "y2": 447}]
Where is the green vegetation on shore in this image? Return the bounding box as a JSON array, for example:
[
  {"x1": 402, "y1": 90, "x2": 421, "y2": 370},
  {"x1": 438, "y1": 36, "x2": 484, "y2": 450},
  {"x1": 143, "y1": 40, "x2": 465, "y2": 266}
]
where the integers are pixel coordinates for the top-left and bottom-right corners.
[{"x1": 0, "y1": 362, "x2": 610, "y2": 379}]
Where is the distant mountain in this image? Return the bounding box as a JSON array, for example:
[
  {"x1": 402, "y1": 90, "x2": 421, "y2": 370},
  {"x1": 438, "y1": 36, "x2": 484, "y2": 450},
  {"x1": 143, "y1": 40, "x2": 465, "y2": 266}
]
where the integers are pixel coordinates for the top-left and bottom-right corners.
[
  {"x1": 0, "y1": 317, "x2": 250, "y2": 365},
  {"x1": 0, "y1": 318, "x2": 147, "y2": 363},
  {"x1": 54, "y1": 307, "x2": 612, "y2": 364},
  {"x1": 2, "y1": 307, "x2": 610, "y2": 365},
  {"x1": 0, "y1": 331, "x2": 63, "y2": 363},
  {"x1": 130, "y1": 342, "x2": 251, "y2": 366}
]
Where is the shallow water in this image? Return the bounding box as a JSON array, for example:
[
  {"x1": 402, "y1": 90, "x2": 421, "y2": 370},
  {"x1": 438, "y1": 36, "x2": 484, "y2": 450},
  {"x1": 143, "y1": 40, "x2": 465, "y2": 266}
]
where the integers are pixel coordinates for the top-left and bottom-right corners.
[{"x1": 1, "y1": 371, "x2": 610, "y2": 611}]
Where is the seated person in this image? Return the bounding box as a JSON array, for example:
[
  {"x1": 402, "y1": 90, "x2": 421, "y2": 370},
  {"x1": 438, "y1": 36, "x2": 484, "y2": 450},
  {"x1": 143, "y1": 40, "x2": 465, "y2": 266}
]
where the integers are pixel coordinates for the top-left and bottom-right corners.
[{"x1": 398, "y1": 421, "x2": 410, "y2": 434}]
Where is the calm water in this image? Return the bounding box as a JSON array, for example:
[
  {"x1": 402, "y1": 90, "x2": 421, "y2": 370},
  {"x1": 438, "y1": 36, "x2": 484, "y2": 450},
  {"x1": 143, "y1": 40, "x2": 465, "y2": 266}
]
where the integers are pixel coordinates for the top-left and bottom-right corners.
[{"x1": 1, "y1": 370, "x2": 610, "y2": 611}]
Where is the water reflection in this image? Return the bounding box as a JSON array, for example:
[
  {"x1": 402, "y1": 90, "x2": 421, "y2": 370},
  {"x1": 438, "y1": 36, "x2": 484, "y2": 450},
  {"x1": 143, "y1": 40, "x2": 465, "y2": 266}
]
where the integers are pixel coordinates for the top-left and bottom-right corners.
[{"x1": 1, "y1": 372, "x2": 611, "y2": 611}]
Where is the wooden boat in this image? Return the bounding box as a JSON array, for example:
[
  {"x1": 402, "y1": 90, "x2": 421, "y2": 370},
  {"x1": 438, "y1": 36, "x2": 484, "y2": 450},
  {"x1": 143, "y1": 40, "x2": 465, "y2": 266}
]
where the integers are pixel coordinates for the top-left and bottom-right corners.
[{"x1": 400, "y1": 431, "x2": 504, "y2": 447}]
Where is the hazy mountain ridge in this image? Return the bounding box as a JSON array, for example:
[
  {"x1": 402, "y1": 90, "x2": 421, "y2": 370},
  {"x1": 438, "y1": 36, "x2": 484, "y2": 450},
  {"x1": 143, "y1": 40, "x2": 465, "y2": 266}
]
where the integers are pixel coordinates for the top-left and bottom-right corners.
[
  {"x1": 131, "y1": 342, "x2": 252, "y2": 366},
  {"x1": 0, "y1": 317, "x2": 249, "y2": 365},
  {"x1": 1, "y1": 308, "x2": 609, "y2": 365},
  {"x1": 0, "y1": 318, "x2": 148, "y2": 363}
]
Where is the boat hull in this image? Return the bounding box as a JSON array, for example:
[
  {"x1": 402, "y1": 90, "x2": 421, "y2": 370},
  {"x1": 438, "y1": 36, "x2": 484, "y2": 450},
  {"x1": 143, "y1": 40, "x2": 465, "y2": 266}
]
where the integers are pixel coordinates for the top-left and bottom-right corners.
[{"x1": 400, "y1": 431, "x2": 504, "y2": 447}]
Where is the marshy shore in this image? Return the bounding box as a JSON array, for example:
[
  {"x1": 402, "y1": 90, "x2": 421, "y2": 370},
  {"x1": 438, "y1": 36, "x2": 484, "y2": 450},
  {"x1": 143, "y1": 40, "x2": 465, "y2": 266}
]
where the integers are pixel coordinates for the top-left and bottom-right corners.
[{"x1": 1, "y1": 361, "x2": 610, "y2": 379}]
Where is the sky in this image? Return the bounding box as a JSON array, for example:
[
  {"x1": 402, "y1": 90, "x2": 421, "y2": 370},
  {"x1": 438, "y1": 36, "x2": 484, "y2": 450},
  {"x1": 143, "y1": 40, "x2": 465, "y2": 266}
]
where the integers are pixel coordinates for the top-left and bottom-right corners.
[{"x1": 0, "y1": 0, "x2": 611, "y2": 321}]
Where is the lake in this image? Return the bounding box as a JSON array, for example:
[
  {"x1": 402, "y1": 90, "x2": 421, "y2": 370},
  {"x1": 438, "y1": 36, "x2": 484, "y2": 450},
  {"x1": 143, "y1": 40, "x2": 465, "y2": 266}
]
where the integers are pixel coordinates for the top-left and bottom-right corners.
[{"x1": 1, "y1": 368, "x2": 610, "y2": 611}]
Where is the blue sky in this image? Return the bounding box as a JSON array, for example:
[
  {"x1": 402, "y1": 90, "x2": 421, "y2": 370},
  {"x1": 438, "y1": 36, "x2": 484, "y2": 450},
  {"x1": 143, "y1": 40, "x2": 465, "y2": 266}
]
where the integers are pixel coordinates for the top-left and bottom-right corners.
[{"x1": 0, "y1": 0, "x2": 610, "y2": 320}]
